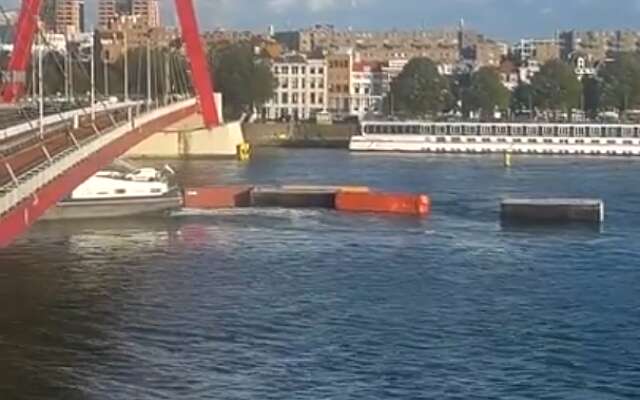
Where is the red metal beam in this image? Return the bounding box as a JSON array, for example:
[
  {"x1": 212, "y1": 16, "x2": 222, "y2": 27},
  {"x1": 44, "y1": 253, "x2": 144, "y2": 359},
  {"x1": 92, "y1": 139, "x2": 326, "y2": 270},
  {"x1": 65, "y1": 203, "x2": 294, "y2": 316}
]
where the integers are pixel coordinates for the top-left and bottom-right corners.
[
  {"x1": 174, "y1": 0, "x2": 219, "y2": 128},
  {"x1": 0, "y1": 104, "x2": 197, "y2": 248},
  {"x1": 2, "y1": 0, "x2": 42, "y2": 103}
]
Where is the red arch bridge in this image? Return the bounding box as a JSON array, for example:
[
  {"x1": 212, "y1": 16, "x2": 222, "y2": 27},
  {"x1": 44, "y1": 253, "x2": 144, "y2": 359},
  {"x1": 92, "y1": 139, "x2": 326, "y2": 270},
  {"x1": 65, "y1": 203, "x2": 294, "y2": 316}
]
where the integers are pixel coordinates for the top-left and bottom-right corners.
[{"x1": 0, "y1": 0, "x2": 219, "y2": 247}]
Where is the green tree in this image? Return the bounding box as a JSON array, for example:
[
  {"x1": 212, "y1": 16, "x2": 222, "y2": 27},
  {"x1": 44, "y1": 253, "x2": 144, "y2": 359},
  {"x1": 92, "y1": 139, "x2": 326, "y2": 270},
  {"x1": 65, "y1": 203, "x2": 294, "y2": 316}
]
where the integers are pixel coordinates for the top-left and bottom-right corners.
[
  {"x1": 599, "y1": 52, "x2": 640, "y2": 113},
  {"x1": 463, "y1": 67, "x2": 510, "y2": 119},
  {"x1": 389, "y1": 57, "x2": 452, "y2": 118},
  {"x1": 209, "y1": 43, "x2": 276, "y2": 120},
  {"x1": 510, "y1": 83, "x2": 534, "y2": 116},
  {"x1": 582, "y1": 76, "x2": 601, "y2": 118},
  {"x1": 449, "y1": 73, "x2": 470, "y2": 114},
  {"x1": 531, "y1": 60, "x2": 581, "y2": 116}
]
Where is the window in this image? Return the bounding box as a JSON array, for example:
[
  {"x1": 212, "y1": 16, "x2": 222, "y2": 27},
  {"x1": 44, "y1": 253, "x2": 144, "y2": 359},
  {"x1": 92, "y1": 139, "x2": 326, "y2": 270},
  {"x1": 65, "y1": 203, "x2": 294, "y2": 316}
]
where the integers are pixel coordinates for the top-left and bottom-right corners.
[{"x1": 115, "y1": 189, "x2": 126, "y2": 195}]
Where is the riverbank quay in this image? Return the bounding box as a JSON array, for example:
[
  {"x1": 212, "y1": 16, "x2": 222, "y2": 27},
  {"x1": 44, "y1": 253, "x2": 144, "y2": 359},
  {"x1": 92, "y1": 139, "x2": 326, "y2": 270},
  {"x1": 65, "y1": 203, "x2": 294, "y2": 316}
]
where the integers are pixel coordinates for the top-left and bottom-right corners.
[{"x1": 243, "y1": 122, "x2": 356, "y2": 148}]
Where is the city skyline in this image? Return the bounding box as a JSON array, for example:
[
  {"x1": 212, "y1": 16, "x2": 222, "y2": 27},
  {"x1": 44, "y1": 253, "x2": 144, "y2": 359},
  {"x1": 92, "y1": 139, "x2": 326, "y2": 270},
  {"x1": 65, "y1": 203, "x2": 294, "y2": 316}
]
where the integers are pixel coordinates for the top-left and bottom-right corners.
[{"x1": 0, "y1": 0, "x2": 639, "y2": 39}]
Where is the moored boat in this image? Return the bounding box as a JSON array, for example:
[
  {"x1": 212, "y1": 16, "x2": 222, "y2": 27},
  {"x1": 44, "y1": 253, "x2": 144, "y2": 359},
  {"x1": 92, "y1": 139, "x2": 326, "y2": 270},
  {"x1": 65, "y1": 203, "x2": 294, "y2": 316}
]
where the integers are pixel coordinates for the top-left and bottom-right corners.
[{"x1": 41, "y1": 167, "x2": 182, "y2": 221}]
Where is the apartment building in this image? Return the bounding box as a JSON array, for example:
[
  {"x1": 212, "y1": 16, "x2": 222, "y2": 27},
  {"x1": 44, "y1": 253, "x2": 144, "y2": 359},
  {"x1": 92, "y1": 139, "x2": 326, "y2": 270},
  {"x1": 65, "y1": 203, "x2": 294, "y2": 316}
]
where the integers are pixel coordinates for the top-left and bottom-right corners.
[
  {"x1": 98, "y1": 0, "x2": 117, "y2": 30},
  {"x1": 327, "y1": 51, "x2": 353, "y2": 117},
  {"x1": 350, "y1": 61, "x2": 385, "y2": 118},
  {"x1": 472, "y1": 40, "x2": 506, "y2": 68},
  {"x1": 560, "y1": 30, "x2": 611, "y2": 62},
  {"x1": 55, "y1": 0, "x2": 84, "y2": 35},
  {"x1": 203, "y1": 30, "x2": 284, "y2": 59},
  {"x1": 274, "y1": 25, "x2": 467, "y2": 66},
  {"x1": 98, "y1": 0, "x2": 158, "y2": 30},
  {"x1": 262, "y1": 54, "x2": 328, "y2": 121},
  {"x1": 98, "y1": 14, "x2": 175, "y2": 63},
  {"x1": 132, "y1": 0, "x2": 160, "y2": 28},
  {"x1": 512, "y1": 38, "x2": 561, "y2": 64}
]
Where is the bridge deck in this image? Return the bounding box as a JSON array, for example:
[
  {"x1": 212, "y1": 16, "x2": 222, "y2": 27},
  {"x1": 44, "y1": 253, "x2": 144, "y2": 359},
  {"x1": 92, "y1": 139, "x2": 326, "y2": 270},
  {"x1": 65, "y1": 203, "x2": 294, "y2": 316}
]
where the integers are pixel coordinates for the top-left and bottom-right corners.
[{"x1": 0, "y1": 99, "x2": 197, "y2": 247}]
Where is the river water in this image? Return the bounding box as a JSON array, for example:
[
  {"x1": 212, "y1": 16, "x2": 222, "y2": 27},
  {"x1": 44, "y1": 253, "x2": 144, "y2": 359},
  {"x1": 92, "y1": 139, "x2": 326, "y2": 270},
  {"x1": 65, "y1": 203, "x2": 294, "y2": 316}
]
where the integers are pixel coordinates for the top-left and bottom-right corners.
[{"x1": 1, "y1": 149, "x2": 639, "y2": 399}]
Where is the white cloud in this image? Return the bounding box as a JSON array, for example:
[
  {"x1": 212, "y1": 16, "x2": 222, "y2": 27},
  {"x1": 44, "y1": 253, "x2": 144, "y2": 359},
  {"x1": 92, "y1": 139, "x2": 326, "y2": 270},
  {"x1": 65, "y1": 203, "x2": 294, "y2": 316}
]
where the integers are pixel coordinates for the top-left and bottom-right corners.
[{"x1": 267, "y1": 0, "x2": 347, "y2": 13}]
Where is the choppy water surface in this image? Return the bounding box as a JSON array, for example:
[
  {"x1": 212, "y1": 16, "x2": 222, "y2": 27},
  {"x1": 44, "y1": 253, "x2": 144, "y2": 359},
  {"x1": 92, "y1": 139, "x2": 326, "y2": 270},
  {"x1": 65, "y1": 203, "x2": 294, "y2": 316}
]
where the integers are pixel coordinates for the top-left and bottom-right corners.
[{"x1": 1, "y1": 149, "x2": 639, "y2": 399}]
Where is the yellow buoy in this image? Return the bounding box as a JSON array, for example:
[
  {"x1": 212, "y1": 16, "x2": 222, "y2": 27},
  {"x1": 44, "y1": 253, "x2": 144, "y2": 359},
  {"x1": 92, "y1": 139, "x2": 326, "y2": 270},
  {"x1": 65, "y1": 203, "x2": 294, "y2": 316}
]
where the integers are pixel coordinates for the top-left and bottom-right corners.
[
  {"x1": 504, "y1": 151, "x2": 512, "y2": 168},
  {"x1": 236, "y1": 142, "x2": 252, "y2": 161}
]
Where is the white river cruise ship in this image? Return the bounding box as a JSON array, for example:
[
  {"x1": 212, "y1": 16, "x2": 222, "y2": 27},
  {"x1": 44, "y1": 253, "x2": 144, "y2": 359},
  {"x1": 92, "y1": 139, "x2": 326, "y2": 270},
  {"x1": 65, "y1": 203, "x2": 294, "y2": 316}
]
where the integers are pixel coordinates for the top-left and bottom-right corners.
[{"x1": 349, "y1": 121, "x2": 640, "y2": 156}]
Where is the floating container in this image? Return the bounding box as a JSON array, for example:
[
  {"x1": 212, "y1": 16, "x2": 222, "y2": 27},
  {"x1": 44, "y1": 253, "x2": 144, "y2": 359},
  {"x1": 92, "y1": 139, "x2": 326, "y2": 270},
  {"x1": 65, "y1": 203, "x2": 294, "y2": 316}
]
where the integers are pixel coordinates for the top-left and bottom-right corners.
[
  {"x1": 183, "y1": 186, "x2": 252, "y2": 209},
  {"x1": 501, "y1": 198, "x2": 604, "y2": 224},
  {"x1": 337, "y1": 186, "x2": 371, "y2": 193},
  {"x1": 282, "y1": 185, "x2": 370, "y2": 193},
  {"x1": 335, "y1": 192, "x2": 431, "y2": 216},
  {"x1": 250, "y1": 186, "x2": 337, "y2": 208}
]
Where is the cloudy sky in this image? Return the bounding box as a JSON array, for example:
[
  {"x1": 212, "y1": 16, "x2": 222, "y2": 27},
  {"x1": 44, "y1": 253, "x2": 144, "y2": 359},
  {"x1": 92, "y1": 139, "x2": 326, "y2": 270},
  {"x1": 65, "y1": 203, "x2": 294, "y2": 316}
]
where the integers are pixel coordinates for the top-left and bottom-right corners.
[{"x1": 2, "y1": 0, "x2": 640, "y2": 40}]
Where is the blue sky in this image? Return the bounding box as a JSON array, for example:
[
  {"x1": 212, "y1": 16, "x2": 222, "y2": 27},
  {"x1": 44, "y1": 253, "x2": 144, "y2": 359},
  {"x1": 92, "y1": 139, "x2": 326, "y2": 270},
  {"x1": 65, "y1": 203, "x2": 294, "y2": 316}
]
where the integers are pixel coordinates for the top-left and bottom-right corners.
[{"x1": 2, "y1": 0, "x2": 639, "y2": 40}]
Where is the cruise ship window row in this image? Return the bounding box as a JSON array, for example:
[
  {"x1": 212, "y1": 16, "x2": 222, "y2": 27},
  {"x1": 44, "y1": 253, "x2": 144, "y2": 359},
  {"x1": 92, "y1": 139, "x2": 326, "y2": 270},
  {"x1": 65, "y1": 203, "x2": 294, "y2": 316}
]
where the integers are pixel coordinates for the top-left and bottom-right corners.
[
  {"x1": 363, "y1": 124, "x2": 640, "y2": 138},
  {"x1": 426, "y1": 137, "x2": 637, "y2": 145}
]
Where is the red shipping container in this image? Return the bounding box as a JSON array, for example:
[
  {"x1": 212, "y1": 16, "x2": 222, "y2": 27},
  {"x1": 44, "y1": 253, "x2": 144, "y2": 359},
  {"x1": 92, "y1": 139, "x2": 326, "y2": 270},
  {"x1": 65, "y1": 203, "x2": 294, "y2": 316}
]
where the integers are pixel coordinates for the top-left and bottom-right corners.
[
  {"x1": 335, "y1": 192, "x2": 431, "y2": 216},
  {"x1": 183, "y1": 186, "x2": 252, "y2": 209}
]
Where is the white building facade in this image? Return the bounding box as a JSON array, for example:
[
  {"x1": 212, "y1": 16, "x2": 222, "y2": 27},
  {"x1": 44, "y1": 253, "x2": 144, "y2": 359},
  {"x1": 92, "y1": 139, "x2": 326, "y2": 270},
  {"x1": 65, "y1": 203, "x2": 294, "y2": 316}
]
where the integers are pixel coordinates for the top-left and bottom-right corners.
[
  {"x1": 263, "y1": 54, "x2": 328, "y2": 121},
  {"x1": 350, "y1": 61, "x2": 385, "y2": 118}
]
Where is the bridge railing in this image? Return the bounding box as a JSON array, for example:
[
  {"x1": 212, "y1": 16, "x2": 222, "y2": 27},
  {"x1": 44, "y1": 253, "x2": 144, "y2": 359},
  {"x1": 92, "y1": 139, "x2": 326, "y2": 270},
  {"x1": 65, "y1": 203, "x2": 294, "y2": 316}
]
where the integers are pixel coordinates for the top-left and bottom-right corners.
[
  {"x1": 0, "y1": 101, "x2": 142, "y2": 142},
  {"x1": 0, "y1": 98, "x2": 196, "y2": 219}
]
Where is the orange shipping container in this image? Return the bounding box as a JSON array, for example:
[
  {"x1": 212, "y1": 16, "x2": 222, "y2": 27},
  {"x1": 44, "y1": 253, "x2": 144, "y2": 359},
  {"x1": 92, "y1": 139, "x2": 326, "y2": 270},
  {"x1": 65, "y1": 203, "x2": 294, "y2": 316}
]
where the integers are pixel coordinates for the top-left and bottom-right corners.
[
  {"x1": 335, "y1": 192, "x2": 431, "y2": 216},
  {"x1": 183, "y1": 186, "x2": 252, "y2": 209}
]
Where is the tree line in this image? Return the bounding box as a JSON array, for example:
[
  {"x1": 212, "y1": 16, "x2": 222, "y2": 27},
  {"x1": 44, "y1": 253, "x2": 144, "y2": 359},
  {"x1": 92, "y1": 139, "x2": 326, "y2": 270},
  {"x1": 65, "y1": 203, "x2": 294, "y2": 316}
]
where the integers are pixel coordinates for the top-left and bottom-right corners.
[
  {"x1": 389, "y1": 53, "x2": 640, "y2": 121},
  {"x1": 0, "y1": 41, "x2": 275, "y2": 121}
]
